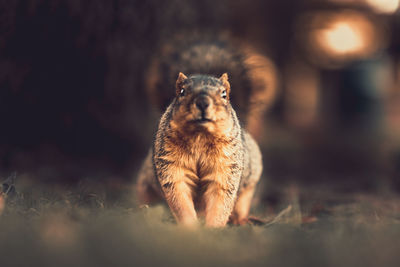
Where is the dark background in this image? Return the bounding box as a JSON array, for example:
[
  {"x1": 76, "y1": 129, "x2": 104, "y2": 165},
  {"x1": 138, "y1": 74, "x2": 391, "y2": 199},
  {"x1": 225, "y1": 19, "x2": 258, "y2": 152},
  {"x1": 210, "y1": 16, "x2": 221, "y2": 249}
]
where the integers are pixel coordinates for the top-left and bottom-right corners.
[{"x1": 0, "y1": 0, "x2": 399, "y2": 192}]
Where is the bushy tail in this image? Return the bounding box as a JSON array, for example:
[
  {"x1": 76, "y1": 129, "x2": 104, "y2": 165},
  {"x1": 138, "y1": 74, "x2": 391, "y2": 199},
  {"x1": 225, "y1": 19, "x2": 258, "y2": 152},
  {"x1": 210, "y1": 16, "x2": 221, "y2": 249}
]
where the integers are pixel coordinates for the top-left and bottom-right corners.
[{"x1": 241, "y1": 46, "x2": 278, "y2": 139}]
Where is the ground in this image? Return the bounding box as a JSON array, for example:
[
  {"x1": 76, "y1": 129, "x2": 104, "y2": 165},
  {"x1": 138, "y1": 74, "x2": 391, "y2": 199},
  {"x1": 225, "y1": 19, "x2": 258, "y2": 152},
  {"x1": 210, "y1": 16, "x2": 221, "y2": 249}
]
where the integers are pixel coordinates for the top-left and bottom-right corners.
[{"x1": 1, "y1": 177, "x2": 400, "y2": 267}]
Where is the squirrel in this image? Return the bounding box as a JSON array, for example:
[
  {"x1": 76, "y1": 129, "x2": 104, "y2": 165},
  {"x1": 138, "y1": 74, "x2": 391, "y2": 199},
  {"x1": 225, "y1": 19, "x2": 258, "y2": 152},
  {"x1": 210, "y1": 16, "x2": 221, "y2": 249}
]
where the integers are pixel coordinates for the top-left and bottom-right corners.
[
  {"x1": 137, "y1": 72, "x2": 263, "y2": 227},
  {"x1": 136, "y1": 33, "x2": 277, "y2": 227}
]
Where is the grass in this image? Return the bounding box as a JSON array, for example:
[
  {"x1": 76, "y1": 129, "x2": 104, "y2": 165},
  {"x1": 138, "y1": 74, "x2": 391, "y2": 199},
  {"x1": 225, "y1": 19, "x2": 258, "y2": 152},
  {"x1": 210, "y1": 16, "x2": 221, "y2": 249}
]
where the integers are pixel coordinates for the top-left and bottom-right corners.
[{"x1": 1, "y1": 177, "x2": 400, "y2": 267}]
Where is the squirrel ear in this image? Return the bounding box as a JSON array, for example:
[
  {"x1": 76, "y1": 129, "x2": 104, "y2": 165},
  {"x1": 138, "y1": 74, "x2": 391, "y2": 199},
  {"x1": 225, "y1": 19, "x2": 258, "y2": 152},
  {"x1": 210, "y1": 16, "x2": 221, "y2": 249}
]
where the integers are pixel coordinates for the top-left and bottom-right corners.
[
  {"x1": 220, "y1": 73, "x2": 229, "y2": 83},
  {"x1": 176, "y1": 72, "x2": 187, "y2": 95},
  {"x1": 219, "y1": 73, "x2": 231, "y2": 97}
]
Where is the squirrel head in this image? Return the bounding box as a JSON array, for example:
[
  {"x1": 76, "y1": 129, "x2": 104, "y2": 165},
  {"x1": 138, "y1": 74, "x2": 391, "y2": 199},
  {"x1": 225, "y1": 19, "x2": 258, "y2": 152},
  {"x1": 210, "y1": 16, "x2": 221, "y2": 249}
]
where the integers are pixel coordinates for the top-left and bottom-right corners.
[
  {"x1": 171, "y1": 72, "x2": 234, "y2": 136},
  {"x1": 175, "y1": 72, "x2": 230, "y2": 99}
]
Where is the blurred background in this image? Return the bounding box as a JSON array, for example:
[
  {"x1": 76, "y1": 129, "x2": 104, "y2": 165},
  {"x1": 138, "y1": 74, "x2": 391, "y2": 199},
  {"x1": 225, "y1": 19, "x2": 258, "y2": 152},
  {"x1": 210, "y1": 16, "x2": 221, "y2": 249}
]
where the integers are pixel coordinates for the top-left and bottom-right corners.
[{"x1": 0, "y1": 0, "x2": 400, "y2": 195}]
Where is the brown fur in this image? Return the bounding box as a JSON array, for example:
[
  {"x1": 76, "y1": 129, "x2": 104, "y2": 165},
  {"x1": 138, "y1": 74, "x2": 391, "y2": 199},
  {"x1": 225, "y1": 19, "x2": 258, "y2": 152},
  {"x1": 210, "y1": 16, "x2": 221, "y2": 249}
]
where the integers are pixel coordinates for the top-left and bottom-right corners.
[{"x1": 137, "y1": 73, "x2": 262, "y2": 227}]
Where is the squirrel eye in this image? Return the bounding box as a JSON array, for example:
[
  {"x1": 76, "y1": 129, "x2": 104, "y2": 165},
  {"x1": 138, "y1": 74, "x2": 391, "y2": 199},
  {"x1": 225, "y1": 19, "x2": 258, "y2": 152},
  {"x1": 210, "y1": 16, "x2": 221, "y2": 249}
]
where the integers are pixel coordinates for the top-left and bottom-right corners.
[
  {"x1": 221, "y1": 90, "x2": 227, "y2": 99},
  {"x1": 180, "y1": 88, "x2": 185, "y2": 96}
]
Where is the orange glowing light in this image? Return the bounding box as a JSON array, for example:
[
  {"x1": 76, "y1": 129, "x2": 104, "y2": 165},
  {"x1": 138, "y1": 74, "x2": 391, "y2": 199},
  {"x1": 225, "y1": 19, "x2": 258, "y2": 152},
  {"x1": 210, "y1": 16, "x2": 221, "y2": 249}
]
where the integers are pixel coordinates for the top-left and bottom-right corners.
[
  {"x1": 319, "y1": 22, "x2": 364, "y2": 54},
  {"x1": 299, "y1": 10, "x2": 386, "y2": 68},
  {"x1": 365, "y1": 0, "x2": 399, "y2": 14}
]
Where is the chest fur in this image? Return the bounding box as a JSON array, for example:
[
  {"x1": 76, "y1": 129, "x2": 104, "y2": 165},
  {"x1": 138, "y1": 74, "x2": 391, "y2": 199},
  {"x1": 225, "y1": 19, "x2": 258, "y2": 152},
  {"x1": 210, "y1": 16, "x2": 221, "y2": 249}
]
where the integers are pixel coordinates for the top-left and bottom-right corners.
[{"x1": 161, "y1": 132, "x2": 243, "y2": 179}]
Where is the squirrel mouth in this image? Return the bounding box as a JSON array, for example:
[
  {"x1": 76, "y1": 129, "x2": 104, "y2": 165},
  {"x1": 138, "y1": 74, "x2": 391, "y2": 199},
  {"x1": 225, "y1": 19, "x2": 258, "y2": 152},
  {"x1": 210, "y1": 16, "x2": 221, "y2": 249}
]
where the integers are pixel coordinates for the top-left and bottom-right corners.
[{"x1": 192, "y1": 117, "x2": 213, "y2": 124}]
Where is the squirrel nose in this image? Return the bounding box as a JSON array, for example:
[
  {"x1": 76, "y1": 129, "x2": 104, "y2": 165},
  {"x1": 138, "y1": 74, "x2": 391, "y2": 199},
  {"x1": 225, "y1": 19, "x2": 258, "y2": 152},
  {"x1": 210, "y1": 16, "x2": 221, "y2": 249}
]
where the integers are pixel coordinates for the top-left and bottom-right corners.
[{"x1": 195, "y1": 95, "x2": 210, "y2": 111}]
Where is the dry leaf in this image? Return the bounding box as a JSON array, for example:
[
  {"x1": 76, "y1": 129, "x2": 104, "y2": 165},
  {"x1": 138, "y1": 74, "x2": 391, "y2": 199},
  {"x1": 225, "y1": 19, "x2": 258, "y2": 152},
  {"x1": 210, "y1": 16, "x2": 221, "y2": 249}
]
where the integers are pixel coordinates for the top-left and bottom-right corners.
[{"x1": 0, "y1": 194, "x2": 5, "y2": 215}]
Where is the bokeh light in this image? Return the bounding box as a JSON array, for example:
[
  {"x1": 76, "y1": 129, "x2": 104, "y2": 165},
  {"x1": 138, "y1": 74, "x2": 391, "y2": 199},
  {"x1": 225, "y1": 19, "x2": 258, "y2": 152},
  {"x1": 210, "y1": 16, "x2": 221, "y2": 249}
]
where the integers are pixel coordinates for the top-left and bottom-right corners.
[
  {"x1": 328, "y1": 0, "x2": 400, "y2": 14},
  {"x1": 299, "y1": 10, "x2": 387, "y2": 68},
  {"x1": 318, "y1": 22, "x2": 364, "y2": 54},
  {"x1": 365, "y1": 0, "x2": 399, "y2": 14}
]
